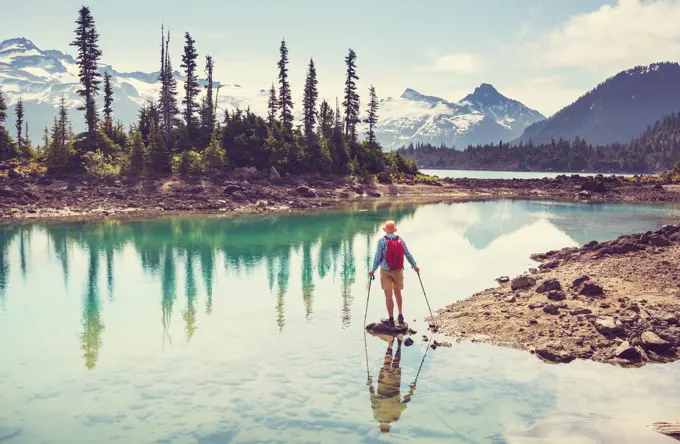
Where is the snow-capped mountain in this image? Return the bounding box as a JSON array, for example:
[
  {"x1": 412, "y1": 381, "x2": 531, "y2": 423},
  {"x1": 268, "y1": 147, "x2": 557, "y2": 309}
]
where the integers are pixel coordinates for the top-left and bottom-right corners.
[
  {"x1": 376, "y1": 84, "x2": 545, "y2": 150},
  {"x1": 0, "y1": 38, "x2": 269, "y2": 142},
  {"x1": 0, "y1": 37, "x2": 543, "y2": 149}
]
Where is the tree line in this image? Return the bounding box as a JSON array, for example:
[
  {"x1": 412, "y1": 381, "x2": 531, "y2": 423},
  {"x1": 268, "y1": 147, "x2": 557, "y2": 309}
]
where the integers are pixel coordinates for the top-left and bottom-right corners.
[
  {"x1": 0, "y1": 6, "x2": 417, "y2": 178},
  {"x1": 400, "y1": 110, "x2": 680, "y2": 174}
]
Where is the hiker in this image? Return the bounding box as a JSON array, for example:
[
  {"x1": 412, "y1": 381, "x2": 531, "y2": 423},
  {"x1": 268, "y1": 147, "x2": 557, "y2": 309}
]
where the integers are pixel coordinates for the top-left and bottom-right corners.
[
  {"x1": 368, "y1": 220, "x2": 419, "y2": 327},
  {"x1": 368, "y1": 335, "x2": 416, "y2": 434}
]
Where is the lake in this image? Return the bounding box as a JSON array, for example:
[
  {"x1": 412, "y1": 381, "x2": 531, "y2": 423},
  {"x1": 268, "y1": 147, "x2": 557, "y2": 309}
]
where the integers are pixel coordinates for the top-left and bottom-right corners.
[
  {"x1": 2, "y1": 200, "x2": 680, "y2": 443},
  {"x1": 421, "y1": 169, "x2": 635, "y2": 180}
]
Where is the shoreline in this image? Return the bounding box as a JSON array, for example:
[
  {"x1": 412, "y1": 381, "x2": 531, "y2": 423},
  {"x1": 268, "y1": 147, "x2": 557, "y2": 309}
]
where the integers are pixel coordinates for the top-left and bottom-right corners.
[
  {"x1": 2, "y1": 170, "x2": 680, "y2": 223},
  {"x1": 431, "y1": 223, "x2": 680, "y2": 368}
]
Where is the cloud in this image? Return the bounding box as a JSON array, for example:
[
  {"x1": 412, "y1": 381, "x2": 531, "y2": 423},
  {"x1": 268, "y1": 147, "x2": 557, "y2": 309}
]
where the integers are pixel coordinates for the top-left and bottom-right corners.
[
  {"x1": 415, "y1": 53, "x2": 483, "y2": 75},
  {"x1": 539, "y1": 0, "x2": 680, "y2": 75}
]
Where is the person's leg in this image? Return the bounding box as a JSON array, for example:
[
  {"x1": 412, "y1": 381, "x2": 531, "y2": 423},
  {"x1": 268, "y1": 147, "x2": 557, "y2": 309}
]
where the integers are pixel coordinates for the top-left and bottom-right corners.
[
  {"x1": 394, "y1": 289, "x2": 403, "y2": 316},
  {"x1": 384, "y1": 289, "x2": 394, "y2": 318}
]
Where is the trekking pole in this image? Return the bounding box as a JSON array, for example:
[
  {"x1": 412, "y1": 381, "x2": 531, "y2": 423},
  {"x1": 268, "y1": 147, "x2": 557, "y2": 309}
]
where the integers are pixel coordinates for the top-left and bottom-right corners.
[
  {"x1": 363, "y1": 274, "x2": 375, "y2": 329},
  {"x1": 416, "y1": 271, "x2": 436, "y2": 326}
]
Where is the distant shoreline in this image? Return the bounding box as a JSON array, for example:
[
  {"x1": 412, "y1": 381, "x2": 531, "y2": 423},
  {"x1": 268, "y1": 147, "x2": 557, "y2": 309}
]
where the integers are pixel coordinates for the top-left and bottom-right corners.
[{"x1": 2, "y1": 169, "x2": 679, "y2": 223}]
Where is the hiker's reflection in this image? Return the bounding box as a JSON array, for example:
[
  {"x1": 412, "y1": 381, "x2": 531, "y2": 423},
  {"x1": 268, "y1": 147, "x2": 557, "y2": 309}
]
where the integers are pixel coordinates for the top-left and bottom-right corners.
[{"x1": 368, "y1": 334, "x2": 416, "y2": 434}]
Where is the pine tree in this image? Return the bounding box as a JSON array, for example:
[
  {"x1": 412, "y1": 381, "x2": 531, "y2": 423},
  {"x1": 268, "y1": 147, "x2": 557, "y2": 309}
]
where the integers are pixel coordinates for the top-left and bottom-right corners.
[
  {"x1": 43, "y1": 126, "x2": 50, "y2": 151},
  {"x1": 317, "y1": 99, "x2": 334, "y2": 139},
  {"x1": 365, "y1": 85, "x2": 378, "y2": 146},
  {"x1": 277, "y1": 39, "x2": 293, "y2": 135},
  {"x1": 158, "y1": 26, "x2": 179, "y2": 148},
  {"x1": 267, "y1": 83, "x2": 278, "y2": 128},
  {"x1": 130, "y1": 130, "x2": 146, "y2": 173},
  {"x1": 181, "y1": 32, "x2": 200, "y2": 144},
  {"x1": 302, "y1": 58, "x2": 318, "y2": 136},
  {"x1": 103, "y1": 70, "x2": 113, "y2": 135},
  {"x1": 200, "y1": 55, "x2": 216, "y2": 144},
  {"x1": 23, "y1": 122, "x2": 31, "y2": 156},
  {"x1": 58, "y1": 94, "x2": 69, "y2": 148},
  {"x1": 342, "y1": 49, "x2": 360, "y2": 141},
  {"x1": 0, "y1": 87, "x2": 15, "y2": 161},
  {"x1": 15, "y1": 97, "x2": 24, "y2": 151},
  {"x1": 70, "y1": 6, "x2": 102, "y2": 135}
]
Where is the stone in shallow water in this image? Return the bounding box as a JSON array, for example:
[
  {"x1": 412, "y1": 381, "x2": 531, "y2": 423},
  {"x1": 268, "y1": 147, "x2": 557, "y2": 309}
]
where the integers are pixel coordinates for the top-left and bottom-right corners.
[{"x1": 365, "y1": 321, "x2": 409, "y2": 335}]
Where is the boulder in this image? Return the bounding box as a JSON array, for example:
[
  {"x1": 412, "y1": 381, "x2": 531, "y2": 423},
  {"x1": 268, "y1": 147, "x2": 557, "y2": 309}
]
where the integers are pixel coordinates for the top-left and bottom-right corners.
[
  {"x1": 269, "y1": 166, "x2": 282, "y2": 180},
  {"x1": 570, "y1": 308, "x2": 592, "y2": 316},
  {"x1": 641, "y1": 331, "x2": 670, "y2": 351},
  {"x1": 504, "y1": 295, "x2": 517, "y2": 303},
  {"x1": 538, "y1": 260, "x2": 560, "y2": 270},
  {"x1": 511, "y1": 276, "x2": 535, "y2": 291},
  {"x1": 543, "y1": 304, "x2": 560, "y2": 315},
  {"x1": 536, "y1": 278, "x2": 562, "y2": 293},
  {"x1": 404, "y1": 337, "x2": 414, "y2": 347},
  {"x1": 579, "y1": 281, "x2": 604, "y2": 297},
  {"x1": 648, "y1": 235, "x2": 671, "y2": 247},
  {"x1": 572, "y1": 275, "x2": 590, "y2": 288},
  {"x1": 594, "y1": 316, "x2": 623, "y2": 336},
  {"x1": 7, "y1": 169, "x2": 22, "y2": 179},
  {"x1": 366, "y1": 321, "x2": 409, "y2": 335},
  {"x1": 377, "y1": 171, "x2": 392, "y2": 184},
  {"x1": 223, "y1": 184, "x2": 243, "y2": 194},
  {"x1": 496, "y1": 276, "x2": 510, "y2": 284},
  {"x1": 614, "y1": 341, "x2": 641, "y2": 360},
  {"x1": 296, "y1": 185, "x2": 318, "y2": 198},
  {"x1": 547, "y1": 290, "x2": 566, "y2": 301}
]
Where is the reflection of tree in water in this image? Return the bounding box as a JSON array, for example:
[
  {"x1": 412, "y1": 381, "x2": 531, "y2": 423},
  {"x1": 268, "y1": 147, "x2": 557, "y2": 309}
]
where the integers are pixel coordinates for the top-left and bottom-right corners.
[
  {"x1": 80, "y1": 248, "x2": 104, "y2": 370},
  {"x1": 301, "y1": 241, "x2": 314, "y2": 319},
  {"x1": 4, "y1": 202, "x2": 418, "y2": 366},
  {"x1": 183, "y1": 250, "x2": 198, "y2": 341}
]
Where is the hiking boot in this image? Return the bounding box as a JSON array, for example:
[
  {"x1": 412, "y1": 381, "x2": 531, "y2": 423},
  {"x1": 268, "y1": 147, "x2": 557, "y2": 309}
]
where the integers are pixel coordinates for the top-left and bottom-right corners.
[
  {"x1": 397, "y1": 314, "x2": 404, "y2": 325},
  {"x1": 381, "y1": 318, "x2": 395, "y2": 327}
]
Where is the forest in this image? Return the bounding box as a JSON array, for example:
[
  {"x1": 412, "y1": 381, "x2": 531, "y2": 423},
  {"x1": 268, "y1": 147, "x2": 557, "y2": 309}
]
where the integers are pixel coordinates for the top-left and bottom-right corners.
[
  {"x1": 0, "y1": 6, "x2": 417, "y2": 179},
  {"x1": 400, "y1": 110, "x2": 680, "y2": 174}
]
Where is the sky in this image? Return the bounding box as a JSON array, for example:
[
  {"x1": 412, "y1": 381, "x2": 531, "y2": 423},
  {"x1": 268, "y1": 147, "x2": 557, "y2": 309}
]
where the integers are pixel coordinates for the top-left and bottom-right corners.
[{"x1": 4, "y1": 0, "x2": 680, "y2": 116}]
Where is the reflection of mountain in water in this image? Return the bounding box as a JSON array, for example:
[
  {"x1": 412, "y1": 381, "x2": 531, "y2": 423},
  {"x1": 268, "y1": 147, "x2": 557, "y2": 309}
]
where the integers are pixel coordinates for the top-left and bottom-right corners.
[
  {"x1": 0, "y1": 203, "x2": 417, "y2": 370},
  {"x1": 445, "y1": 200, "x2": 680, "y2": 249}
]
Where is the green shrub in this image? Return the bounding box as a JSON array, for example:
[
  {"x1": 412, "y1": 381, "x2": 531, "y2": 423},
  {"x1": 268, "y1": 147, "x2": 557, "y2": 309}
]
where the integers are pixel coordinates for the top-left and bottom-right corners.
[
  {"x1": 203, "y1": 136, "x2": 227, "y2": 175},
  {"x1": 172, "y1": 150, "x2": 203, "y2": 176},
  {"x1": 82, "y1": 149, "x2": 121, "y2": 179}
]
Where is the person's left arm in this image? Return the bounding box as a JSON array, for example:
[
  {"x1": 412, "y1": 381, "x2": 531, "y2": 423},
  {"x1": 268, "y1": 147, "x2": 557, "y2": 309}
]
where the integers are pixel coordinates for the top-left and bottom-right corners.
[{"x1": 402, "y1": 239, "x2": 418, "y2": 270}]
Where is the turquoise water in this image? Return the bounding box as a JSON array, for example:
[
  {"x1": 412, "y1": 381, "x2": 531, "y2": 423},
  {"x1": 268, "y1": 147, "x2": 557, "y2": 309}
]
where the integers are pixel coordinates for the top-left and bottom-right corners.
[
  {"x1": 421, "y1": 169, "x2": 635, "y2": 180},
  {"x1": 2, "y1": 200, "x2": 680, "y2": 443}
]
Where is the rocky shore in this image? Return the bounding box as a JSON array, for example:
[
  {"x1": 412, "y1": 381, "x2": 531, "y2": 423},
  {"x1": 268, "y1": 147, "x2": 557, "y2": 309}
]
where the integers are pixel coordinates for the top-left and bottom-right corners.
[
  {"x1": 1, "y1": 166, "x2": 680, "y2": 221},
  {"x1": 433, "y1": 223, "x2": 680, "y2": 367}
]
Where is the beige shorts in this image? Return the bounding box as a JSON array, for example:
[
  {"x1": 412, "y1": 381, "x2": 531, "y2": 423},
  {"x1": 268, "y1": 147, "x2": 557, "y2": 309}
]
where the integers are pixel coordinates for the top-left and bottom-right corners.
[{"x1": 380, "y1": 268, "x2": 404, "y2": 291}]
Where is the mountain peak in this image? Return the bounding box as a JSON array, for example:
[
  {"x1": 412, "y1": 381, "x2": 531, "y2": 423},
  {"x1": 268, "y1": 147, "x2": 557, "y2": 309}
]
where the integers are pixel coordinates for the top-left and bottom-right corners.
[
  {"x1": 400, "y1": 88, "x2": 445, "y2": 106},
  {"x1": 470, "y1": 83, "x2": 502, "y2": 99},
  {"x1": 0, "y1": 37, "x2": 39, "y2": 52}
]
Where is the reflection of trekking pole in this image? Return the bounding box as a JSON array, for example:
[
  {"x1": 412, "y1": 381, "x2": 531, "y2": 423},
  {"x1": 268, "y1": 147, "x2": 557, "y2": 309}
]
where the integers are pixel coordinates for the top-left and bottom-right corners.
[
  {"x1": 364, "y1": 275, "x2": 375, "y2": 383},
  {"x1": 416, "y1": 271, "x2": 435, "y2": 322}
]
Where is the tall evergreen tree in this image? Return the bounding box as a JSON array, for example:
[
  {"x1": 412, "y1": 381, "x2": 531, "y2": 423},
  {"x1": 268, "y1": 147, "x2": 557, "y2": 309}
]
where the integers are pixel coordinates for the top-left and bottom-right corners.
[
  {"x1": 267, "y1": 83, "x2": 278, "y2": 127},
  {"x1": 302, "y1": 58, "x2": 318, "y2": 136},
  {"x1": 158, "y1": 26, "x2": 179, "y2": 147},
  {"x1": 317, "y1": 99, "x2": 334, "y2": 139},
  {"x1": 365, "y1": 85, "x2": 378, "y2": 146},
  {"x1": 43, "y1": 126, "x2": 50, "y2": 150},
  {"x1": 277, "y1": 39, "x2": 293, "y2": 135},
  {"x1": 181, "y1": 32, "x2": 200, "y2": 143},
  {"x1": 200, "y1": 55, "x2": 216, "y2": 143},
  {"x1": 342, "y1": 49, "x2": 360, "y2": 141},
  {"x1": 58, "y1": 94, "x2": 69, "y2": 147},
  {"x1": 103, "y1": 71, "x2": 113, "y2": 135},
  {"x1": 15, "y1": 98, "x2": 24, "y2": 151},
  {"x1": 70, "y1": 6, "x2": 102, "y2": 134},
  {"x1": 0, "y1": 87, "x2": 15, "y2": 161}
]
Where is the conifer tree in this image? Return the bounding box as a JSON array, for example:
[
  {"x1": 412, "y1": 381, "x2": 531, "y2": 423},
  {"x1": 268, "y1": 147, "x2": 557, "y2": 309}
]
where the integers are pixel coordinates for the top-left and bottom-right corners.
[
  {"x1": 0, "y1": 87, "x2": 15, "y2": 161},
  {"x1": 200, "y1": 55, "x2": 216, "y2": 143},
  {"x1": 365, "y1": 85, "x2": 378, "y2": 146},
  {"x1": 158, "y1": 26, "x2": 179, "y2": 147},
  {"x1": 302, "y1": 58, "x2": 318, "y2": 136},
  {"x1": 267, "y1": 83, "x2": 278, "y2": 128},
  {"x1": 317, "y1": 99, "x2": 334, "y2": 139},
  {"x1": 23, "y1": 122, "x2": 31, "y2": 155},
  {"x1": 277, "y1": 39, "x2": 293, "y2": 135},
  {"x1": 342, "y1": 49, "x2": 360, "y2": 141},
  {"x1": 43, "y1": 126, "x2": 50, "y2": 151},
  {"x1": 181, "y1": 32, "x2": 200, "y2": 143},
  {"x1": 15, "y1": 98, "x2": 24, "y2": 151},
  {"x1": 130, "y1": 130, "x2": 146, "y2": 173},
  {"x1": 70, "y1": 6, "x2": 102, "y2": 135},
  {"x1": 103, "y1": 71, "x2": 113, "y2": 135},
  {"x1": 58, "y1": 94, "x2": 69, "y2": 147}
]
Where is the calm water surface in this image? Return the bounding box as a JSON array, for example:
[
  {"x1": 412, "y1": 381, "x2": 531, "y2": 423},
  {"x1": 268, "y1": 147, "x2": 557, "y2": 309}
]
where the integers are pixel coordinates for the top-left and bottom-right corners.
[
  {"x1": 2, "y1": 200, "x2": 680, "y2": 443},
  {"x1": 421, "y1": 169, "x2": 635, "y2": 180}
]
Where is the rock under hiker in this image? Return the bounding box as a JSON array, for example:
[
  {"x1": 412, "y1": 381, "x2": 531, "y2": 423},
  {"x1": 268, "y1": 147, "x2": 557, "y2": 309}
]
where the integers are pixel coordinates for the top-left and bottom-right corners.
[{"x1": 369, "y1": 221, "x2": 419, "y2": 327}]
